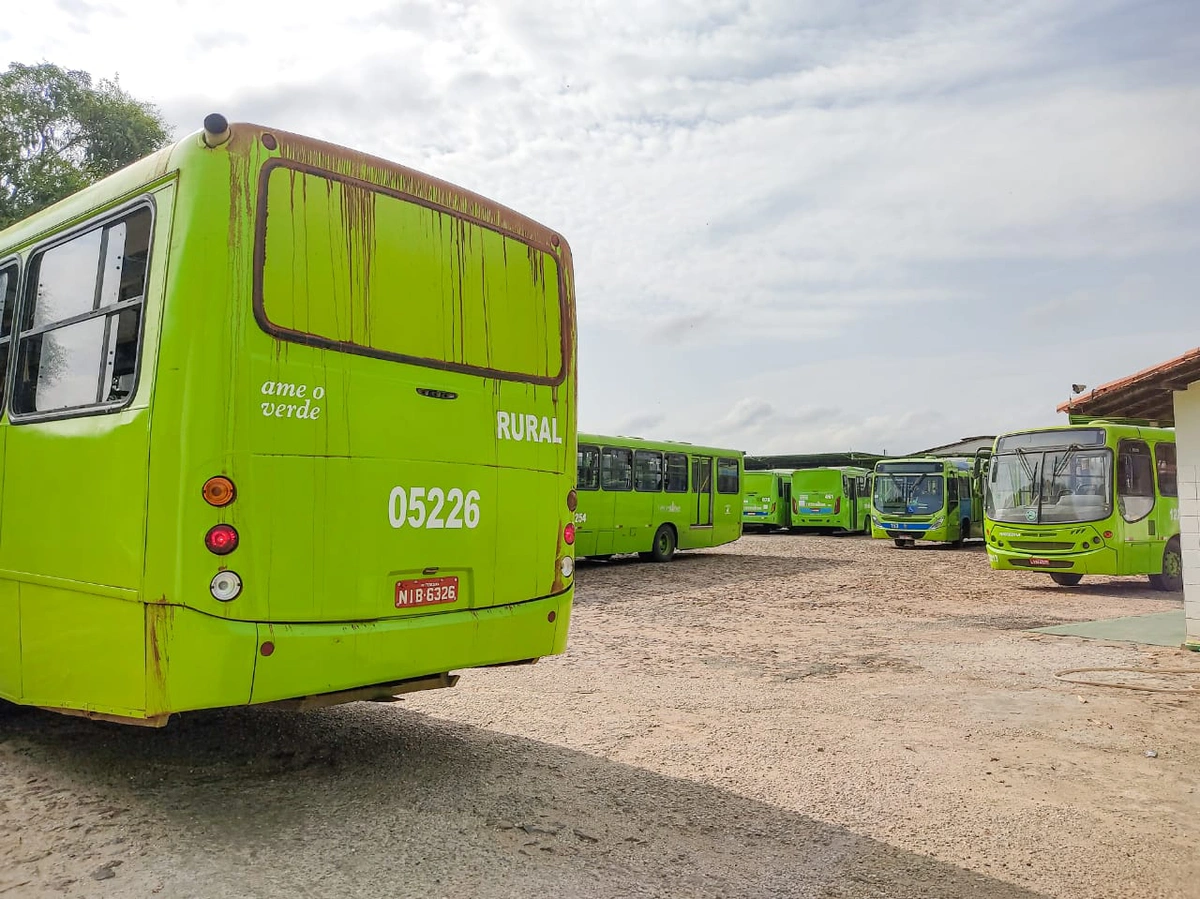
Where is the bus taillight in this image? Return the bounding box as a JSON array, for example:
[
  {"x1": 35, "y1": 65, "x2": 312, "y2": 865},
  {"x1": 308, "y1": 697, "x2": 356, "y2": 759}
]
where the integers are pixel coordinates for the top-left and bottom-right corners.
[
  {"x1": 1103, "y1": 530, "x2": 1113, "y2": 540},
  {"x1": 564, "y1": 522, "x2": 576, "y2": 545},
  {"x1": 834, "y1": 497, "x2": 841, "y2": 514},
  {"x1": 567, "y1": 489, "x2": 578, "y2": 512},
  {"x1": 205, "y1": 524, "x2": 239, "y2": 555},
  {"x1": 202, "y1": 476, "x2": 236, "y2": 507}
]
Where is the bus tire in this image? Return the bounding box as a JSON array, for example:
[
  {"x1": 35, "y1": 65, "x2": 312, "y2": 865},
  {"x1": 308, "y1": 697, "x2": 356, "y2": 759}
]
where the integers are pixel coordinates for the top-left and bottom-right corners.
[
  {"x1": 1050, "y1": 573, "x2": 1083, "y2": 587},
  {"x1": 952, "y1": 519, "x2": 969, "y2": 547},
  {"x1": 640, "y1": 525, "x2": 677, "y2": 563},
  {"x1": 1149, "y1": 538, "x2": 1183, "y2": 592}
]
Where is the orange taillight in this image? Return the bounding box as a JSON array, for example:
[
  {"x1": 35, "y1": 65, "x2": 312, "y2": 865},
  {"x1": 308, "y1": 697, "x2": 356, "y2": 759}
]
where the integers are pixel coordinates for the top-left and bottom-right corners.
[{"x1": 203, "y1": 476, "x2": 236, "y2": 507}]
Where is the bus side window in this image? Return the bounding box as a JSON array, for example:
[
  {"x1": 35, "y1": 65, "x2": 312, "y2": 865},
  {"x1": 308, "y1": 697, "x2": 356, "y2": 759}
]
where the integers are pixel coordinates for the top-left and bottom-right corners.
[
  {"x1": 947, "y1": 477, "x2": 959, "y2": 503},
  {"x1": 576, "y1": 445, "x2": 600, "y2": 490},
  {"x1": 0, "y1": 262, "x2": 17, "y2": 401},
  {"x1": 1117, "y1": 439, "x2": 1155, "y2": 522},
  {"x1": 13, "y1": 205, "x2": 153, "y2": 416},
  {"x1": 601, "y1": 447, "x2": 633, "y2": 491},
  {"x1": 634, "y1": 450, "x2": 664, "y2": 492},
  {"x1": 665, "y1": 453, "x2": 689, "y2": 493},
  {"x1": 1155, "y1": 443, "x2": 1178, "y2": 497},
  {"x1": 717, "y1": 458, "x2": 740, "y2": 494}
]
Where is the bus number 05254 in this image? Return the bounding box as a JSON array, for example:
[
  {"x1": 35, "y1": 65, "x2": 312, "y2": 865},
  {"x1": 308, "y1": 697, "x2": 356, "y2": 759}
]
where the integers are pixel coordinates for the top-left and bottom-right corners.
[{"x1": 388, "y1": 487, "x2": 481, "y2": 530}]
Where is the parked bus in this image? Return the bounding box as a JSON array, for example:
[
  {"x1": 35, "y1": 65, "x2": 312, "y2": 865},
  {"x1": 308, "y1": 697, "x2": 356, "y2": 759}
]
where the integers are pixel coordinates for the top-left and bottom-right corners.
[
  {"x1": 984, "y1": 422, "x2": 1180, "y2": 590},
  {"x1": 872, "y1": 456, "x2": 984, "y2": 547},
  {"x1": 742, "y1": 469, "x2": 793, "y2": 531},
  {"x1": 788, "y1": 467, "x2": 872, "y2": 534},
  {"x1": 0, "y1": 116, "x2": 577, "y2": 725},
  {"x1": 575, "y1": 434, "x2": 743, "y2": 561}
]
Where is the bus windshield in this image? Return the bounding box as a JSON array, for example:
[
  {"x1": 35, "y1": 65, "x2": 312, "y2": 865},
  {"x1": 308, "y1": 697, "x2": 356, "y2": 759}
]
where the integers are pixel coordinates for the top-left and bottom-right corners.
[
  {"x1": 874, "y1": 472, "x2": 944, "y2": 514},
  {"x1": 986, "y1": 448, "x2": 1112, "y2": 524}
]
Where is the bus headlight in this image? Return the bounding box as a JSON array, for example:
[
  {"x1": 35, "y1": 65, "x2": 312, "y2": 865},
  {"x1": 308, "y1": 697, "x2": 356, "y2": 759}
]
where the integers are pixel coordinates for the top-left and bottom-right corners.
[
  {"x1": 930, "y1": 516, "x2": 945, "y2": 529},
  {"x1": 560, "y1": 556, "x2": 574, "y2": 578},
  {"x1": 210, "y1": 570, "x2": 243, "y2": 602}
]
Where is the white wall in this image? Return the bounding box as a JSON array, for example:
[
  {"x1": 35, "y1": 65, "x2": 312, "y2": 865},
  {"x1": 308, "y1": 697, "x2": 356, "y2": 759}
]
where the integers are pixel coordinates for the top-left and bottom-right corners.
[{"x1": 1173, "y1": 384, "x2": 1200, "y2": 648}]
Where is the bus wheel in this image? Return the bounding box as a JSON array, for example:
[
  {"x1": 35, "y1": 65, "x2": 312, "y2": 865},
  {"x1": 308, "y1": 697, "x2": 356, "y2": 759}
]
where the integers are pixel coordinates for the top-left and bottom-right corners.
[
  {"x1": 1149, "y1": 538, "x2": 1183, "y2": 592},
  {"x1": 640, "y1": 525, "x2": 677, "y2": 563},
  {"x1": 952, "y1": 519, "x2": 969, "y2": 548},
  {"x1": 1050, "y1": 573, "x2": 1083, "y2": 587}
]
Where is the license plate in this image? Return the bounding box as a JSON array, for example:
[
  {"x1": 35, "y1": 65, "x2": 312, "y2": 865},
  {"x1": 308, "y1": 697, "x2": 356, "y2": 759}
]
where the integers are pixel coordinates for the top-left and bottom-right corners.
[
  {"x1": 1028, "y1": 558, "x2": 1051, "y2": 567},
  {"x1": 395, "y1": 576, "x2": 459, "y2": 608}
]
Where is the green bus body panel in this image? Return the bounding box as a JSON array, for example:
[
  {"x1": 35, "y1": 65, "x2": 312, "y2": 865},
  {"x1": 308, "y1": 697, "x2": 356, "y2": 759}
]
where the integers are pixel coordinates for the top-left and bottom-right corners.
[
  {"x1": 789, "y1": 467, "x2": 872, "y2": 533},
  {"x1": 575, "y1": 433, "x2": 743, "y2": 558},
  {"x1": 742, "y1": 470, "x2": 793, "y2": 528},
  {"x1": 871, "y1": 456, "x2": 984, "y2": 545},
  {"x1": 0, "y1": 124, "x2": 577, "y2": 721},
  {"x1": 983, "y1": 424, "x2": 1178, "y2": 578}
]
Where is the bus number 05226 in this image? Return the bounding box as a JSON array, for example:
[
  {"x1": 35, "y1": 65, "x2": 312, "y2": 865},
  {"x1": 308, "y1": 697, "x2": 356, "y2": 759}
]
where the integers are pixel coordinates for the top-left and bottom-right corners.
[{"x1": 388, "y1": 487, "x2": 481, "y2": 530}]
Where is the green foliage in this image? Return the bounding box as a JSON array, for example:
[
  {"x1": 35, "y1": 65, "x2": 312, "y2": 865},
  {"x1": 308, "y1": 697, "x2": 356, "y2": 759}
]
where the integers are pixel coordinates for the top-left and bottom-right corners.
[{"x1": 0, "y1": 62, "x2": 170, "y2": 230}]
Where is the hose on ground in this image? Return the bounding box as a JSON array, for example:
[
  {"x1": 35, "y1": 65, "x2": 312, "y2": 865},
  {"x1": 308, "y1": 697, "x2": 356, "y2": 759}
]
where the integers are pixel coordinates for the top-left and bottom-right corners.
[{"x1": 1054, "y1": 667, "x2": 1200, "y2": 694}]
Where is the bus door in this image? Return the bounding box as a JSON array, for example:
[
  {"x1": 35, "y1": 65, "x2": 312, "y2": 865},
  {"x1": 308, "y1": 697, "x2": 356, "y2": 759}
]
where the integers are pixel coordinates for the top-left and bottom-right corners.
[
  {"x1": 692, "y1": 456, "x2": 713, "y2": 527},
  {"x1": 843, "y1": 474, "x2": 859, "y2": 530},
  {"x1": 1116, "y1": 439, "x2": 1156, "y2": 572},
  {"x1": 779, "y1": 476, "x2": 792, "y2": 527}
]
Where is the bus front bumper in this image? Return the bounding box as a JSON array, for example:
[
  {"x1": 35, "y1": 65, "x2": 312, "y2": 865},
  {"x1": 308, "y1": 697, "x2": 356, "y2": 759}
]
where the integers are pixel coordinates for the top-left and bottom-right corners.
[
  {"x1": 149, "y1": 588, "x2": 573, "y2": 715},
  {"x1": 874, "y1": 520, "x2": 948, "y2": 542},
  {"x1": 986, "y1": 544, "x2": 1118, "y2": 575}
]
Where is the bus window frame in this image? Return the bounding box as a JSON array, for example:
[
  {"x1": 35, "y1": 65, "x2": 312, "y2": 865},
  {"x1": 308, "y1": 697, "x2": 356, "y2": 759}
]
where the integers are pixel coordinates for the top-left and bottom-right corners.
[
  {"x1": 7, "y1": 196, "x2": 156, "y2": 424},
  {"x1": 1152, "y1": 441, "x2": 1180, "y2": 496},
  {"x1": 716, "y1": 457, "x2": 740, "y2": 495},
  {"x1": 633, "y1": 450, "x2": 664, "y2": 493},
  {"x1": 252, "y1": 159, "x2": 571, "y2": 388},
  {"x1": 0, "y1": 257, "x2": 20, "y2": 410},
  {"x1": 1116, "y1": 438, "x2": 1156, "y2": 523},
  {"x1": 601, "y1": 447, "x2": 633, "y2": 492},
  {"x1": 664, "y1": 452, "x2": 689, "y2": 493},
  {"x1": 576, "y1": 444, "x2": 600, "y2": 491}
]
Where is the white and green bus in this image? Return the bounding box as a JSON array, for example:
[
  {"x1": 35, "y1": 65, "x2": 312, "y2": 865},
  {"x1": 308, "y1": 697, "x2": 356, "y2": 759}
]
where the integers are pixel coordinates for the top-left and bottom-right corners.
[
  {"x1": 984, "y1": 422, "x2": 1181, "y2": 589},
  {"x1": 788, "y1": 467, "x2": 873, "y2": 534},
  {"x1": 742, "y1": 469, "x2": 794, "y2": 531},
  {"x1": 575, "y1": 434, "x2": 743, "y2": 562},
  {"x1": 872, "y1": 456, "x2": 984, "y2": 547},
  {"x1": 0, "y1": 117, "x2": 576, "y2": 725}
]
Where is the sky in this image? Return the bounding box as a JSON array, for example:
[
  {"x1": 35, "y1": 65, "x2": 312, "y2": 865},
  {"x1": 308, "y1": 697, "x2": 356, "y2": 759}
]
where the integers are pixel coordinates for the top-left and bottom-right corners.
[{"x1": 5, "y1": 0, "x2": 1199, "y2": 455}]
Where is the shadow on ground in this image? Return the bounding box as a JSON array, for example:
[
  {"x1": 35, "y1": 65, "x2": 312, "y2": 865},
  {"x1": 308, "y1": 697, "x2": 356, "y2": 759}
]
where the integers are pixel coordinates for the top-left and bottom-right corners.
[{"x1": 0, "y1": 705, "x2": 1046, "y2": 899}]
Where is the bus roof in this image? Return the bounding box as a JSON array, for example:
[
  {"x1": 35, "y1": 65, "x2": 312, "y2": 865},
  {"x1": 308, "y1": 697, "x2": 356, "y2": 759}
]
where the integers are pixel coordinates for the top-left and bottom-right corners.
[
  {"x1": 995, "y1": 422, "x2": 1174, "y2": 445},
  {"x1": 579, "y1": 432, "x2": 743, "y2": 457},
  {"x1": 0, "y1": 120, "x2": 568, "y2": 257}
]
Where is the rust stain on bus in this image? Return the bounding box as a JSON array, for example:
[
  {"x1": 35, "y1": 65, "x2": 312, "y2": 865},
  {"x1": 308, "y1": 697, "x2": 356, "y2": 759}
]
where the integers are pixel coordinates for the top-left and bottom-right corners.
[{"x1": 241, "y1": 122, "x2": 575, "y2": 387}]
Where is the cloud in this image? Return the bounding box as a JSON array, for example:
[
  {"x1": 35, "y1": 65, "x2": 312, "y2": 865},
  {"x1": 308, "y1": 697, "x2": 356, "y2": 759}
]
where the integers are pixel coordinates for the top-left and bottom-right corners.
[{"x1": 6, "y1": 0, "x2": 1200, "y2": 455}]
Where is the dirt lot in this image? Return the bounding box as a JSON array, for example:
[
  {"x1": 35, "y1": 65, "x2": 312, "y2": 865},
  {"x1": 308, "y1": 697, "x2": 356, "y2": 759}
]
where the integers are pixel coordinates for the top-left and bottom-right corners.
[{"x1": 2, "y1": 534, "x2": 1198, "y2": 898}]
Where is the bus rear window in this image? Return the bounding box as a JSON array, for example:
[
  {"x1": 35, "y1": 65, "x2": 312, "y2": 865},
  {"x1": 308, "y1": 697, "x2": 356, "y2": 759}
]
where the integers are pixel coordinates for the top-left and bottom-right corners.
[{"x1": 258, "y1": 164, "x2": 564, "y2": 384}]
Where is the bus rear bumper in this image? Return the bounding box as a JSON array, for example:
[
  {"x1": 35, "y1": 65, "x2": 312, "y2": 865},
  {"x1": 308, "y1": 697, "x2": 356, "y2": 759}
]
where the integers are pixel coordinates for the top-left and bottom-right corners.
[
  {"x1": 985, "y1": 546, "x2": 1118, "y2": 575},
  {"x1": 149, "y1": 589, "x2": 573, "y2": 715}
]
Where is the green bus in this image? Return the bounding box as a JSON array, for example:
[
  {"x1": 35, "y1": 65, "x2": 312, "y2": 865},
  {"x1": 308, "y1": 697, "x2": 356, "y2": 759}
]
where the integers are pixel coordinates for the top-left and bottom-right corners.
[
  {"x1": 788, "y1": 467, "x2": 872, "y2": 534},
  {"x1": 575, "y1": 434, "x2": 743, "y2": 561},
  {"x1": 742, "y1": 469, "x2": 793, "y2": 531},
  {"x1": 0, "y1": 116, "x2": 577, "y2": 725},
  {"x1": 872, "y1": 456, "x2": 983, "y2": 547},
  {"x1": 984, "y1": 422, "x2": 1181, "y2": 590}
]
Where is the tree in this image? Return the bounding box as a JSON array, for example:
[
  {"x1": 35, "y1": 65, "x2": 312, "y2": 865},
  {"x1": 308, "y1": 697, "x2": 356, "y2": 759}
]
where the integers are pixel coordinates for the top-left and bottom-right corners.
[{"x1": 0, "y1": 62, "x2": 171, "y2": 230}]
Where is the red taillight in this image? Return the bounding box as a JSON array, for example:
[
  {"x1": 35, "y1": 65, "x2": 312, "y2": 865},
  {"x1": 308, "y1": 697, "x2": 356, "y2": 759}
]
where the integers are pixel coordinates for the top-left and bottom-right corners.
[
  {"x1": 564, "y1": 522, "x2": 576, "y2": 545},
  {"x1": 567, "y1": 489, "x2": 578, "y2": 512},
  {"x1": 834, "y1": 497, "x2": 842, "y2": 514},
  {"x1": 205, "y1": 524, "x2": 239, "y2": 555},
  {"x1": 1103, "y1": 530, "x2": 1113, "y2": 539}
]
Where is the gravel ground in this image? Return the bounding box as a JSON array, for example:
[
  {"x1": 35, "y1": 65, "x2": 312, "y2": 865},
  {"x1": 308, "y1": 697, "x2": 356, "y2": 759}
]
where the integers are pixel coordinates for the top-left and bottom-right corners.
[{"x1": 2, "y1": 534, "x2": 1198, "y2": 898}]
